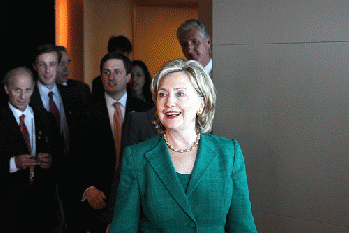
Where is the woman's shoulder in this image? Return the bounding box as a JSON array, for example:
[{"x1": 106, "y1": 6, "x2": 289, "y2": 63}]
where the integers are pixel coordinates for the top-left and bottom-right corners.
[
  {"x1": 201, "y1": 133, "x2": 239, "y2": 146},
  {"x1": 125, "y1": 135, "x2": 163, "y2": 152}
]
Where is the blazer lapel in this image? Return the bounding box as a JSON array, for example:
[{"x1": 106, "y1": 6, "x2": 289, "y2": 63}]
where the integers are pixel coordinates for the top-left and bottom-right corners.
[
  {"x1": 186, "y1": 134, "x2": 219, "y2": 196},
  {"x1": 1, "y1": 107, "x2": 30, "y2": 154},
  {"x1": 30, "y1": 84, "x2": 45, "y2": 109},
  {"x1": 57, "y1": 84, "x2": 72, "y2": 116},
  {"x1": 145, "y1": 137, "x2": 195, "y2": 221}
]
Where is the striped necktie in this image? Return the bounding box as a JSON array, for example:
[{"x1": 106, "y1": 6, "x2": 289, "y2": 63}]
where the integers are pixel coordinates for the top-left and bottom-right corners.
[
  {"x1": 19, "y1": 114, "x2": 31, "y2": 154},
  {"x1": 113, "y1": 102, "x2": 122, "y2": 170}
]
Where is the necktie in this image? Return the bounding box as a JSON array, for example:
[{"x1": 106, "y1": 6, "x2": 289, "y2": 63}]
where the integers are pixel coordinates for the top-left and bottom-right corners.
[
  {"x1": 113, "y1": 102, "x2": 122, "y2": 170},
  {"x1": 19, "y1": 114, "x2": 34, "y2": 184},
  {"x1": 48, "y1": 91, "x2": 60, "y2": 126},
  {"x1": 19, "y1": 114, "x2": 31, "y2": 154}
]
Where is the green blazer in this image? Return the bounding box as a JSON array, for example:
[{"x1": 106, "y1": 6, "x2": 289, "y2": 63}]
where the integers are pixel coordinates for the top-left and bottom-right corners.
[{"x1": 109, "y1": 134, "x2": 257, "y2": 233}]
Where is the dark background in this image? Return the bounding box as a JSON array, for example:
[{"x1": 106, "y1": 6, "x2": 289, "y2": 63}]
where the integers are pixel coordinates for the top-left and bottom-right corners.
[{"x1": 0, "y1": 0, "x2": 55, "y2": 104}]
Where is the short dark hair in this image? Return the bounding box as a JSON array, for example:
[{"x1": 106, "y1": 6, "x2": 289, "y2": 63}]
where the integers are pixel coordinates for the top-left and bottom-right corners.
[
  {"x1": 33, "y1": 44, "x2": 62, "y2": 64},
  {"x1": 3, "y1": 67, "x2": 34, "y2": 87},
  {"x1": 108, "y1": 35, "x2": 133, "y2": 54},
  {"x1": 100, "y1": 52, "x2": 132, "y2": 75},
  {"x1": 56, "y1": 45, "x2": 67, "y2": 53}
]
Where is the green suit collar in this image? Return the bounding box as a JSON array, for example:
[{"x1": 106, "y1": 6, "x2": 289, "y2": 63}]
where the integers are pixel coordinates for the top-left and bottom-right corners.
[{"x1": 144, "y1": 134, "x2": 218, "y2": 221}]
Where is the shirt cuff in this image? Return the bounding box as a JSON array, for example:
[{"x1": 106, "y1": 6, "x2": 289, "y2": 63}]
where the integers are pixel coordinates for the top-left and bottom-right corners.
[{"x1": 10, "y1": 157, "x2": 19, "y2": 173}]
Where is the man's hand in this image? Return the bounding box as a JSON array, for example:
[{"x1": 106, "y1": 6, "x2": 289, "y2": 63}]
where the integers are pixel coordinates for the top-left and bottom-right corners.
[
  {"x1": 37, "y1": 153, "x2": 53, "y2": 169},
  {"x1": 86, "y1": 187, "x2": 107, "y2": 210},
  {"x1": 15, "y1": 154, "x2": 37, "y2": 170}
]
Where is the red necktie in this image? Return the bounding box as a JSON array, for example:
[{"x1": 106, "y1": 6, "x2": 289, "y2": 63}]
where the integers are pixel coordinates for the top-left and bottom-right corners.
[
  {"x1": 48, "y1": 91, "x2": 60, "y2": 125},
  {"x1": 20, "y1": 114, "x2": 34, "y2": 184},
  {"x1": 113, "y1": 102, "x2": 122, "y2": 170},
  {"x1": 19, "y1": 114, "x2": 31, "y2": 154}
]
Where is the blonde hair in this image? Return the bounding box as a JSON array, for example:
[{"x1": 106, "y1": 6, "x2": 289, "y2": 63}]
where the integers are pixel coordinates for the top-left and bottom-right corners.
[{"x1": 151, "y1": 59, "x2": 216, "y2": 134}]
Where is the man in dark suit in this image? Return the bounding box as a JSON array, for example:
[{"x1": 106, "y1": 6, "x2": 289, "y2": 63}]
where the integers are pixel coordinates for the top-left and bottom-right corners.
[
  {"x1": 121, "y1": 106, "x2": 158, "y2": 151},
  {"x1": 30, "y1": 44, "x2": 88, "y2": 159},
  {"x1": 56, "y1": 46, "x2": 92, "y2": 105},
  {"x1": 0, "y1": 67, "x2": 65, "y2": 232},
  {"x1": 77, "y1": 52, "x2": 152, "y2": 232},
  {"x1": 92, "y1": 35, "x2": 133, "y2": 101},
  {"x1": 177, "y1": 19, "x2": 213, "y2": 76}
]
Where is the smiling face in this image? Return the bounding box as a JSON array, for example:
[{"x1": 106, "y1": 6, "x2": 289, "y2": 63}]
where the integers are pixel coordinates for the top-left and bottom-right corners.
[
  {"x1": 179, "y1": 28, "x2": 211, "y2": 67},
  {"x1": 101, "y1": 58, "x2": 131, "y2": 101},
  {"x1": 5, "y1": 72, "x2": 34, "y2": 111},
  {"x1": 156, "y1": 71, "x2": 204, "y2": 133},
  {"x1": 34, "y1": 52, "x2": 59, "y2": 89}
]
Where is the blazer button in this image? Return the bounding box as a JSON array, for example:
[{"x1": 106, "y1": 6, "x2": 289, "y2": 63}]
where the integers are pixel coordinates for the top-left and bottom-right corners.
[{"x1": 188, "y1": 222, "x2": 196, "y2": 228}]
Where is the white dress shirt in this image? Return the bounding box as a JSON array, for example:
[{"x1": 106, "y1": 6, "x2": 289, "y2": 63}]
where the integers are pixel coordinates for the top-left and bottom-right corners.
[
  {"x1": 204, "y1": 58, "x2": 213, "y2": 76},
  {"x1": 82, "y1": 92, "x2": 128, "y2": 201},
  {"x1": 37, "y1": 82, "x2": 70, "y2": 152},
  {"x1": 105, "y1": 92, "x2": 127, "y2": 135},
  {"x1": 9, "y1": 103, "x2": 36, "y2": 173}
]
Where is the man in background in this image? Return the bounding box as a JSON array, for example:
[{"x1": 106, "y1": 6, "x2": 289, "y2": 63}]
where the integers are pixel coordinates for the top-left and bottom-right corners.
[
  {"x1": 92, "y1": 35, "x2": 133, "y2": 100},
  {"x1": 77, "y1": 52, "x2": 151, "y2": 232},
  {"x1": 177, "y1": 19, "x2": 212, "y2": 76},
  {"x1": 0, "y1": 67, "x2": 65, "y2": 232},
  {"x1": 56, "y1": 46, "x2": 92, "y2": 105}
]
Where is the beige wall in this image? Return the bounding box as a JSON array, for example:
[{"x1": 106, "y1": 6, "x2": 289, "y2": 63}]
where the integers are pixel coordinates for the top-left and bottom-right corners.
[
  {"x1": 82, "y1": 1, "x2": 198, "y2": 86},
  {"x1": 133, "y1": 5, "x2": 198, "y2": 77},
  {"x1": 212, "y1": 1, "x2": 349, "y2": 232},
  {"x1": 83, "y1": 0, "x2": 134, "y2": 87}
]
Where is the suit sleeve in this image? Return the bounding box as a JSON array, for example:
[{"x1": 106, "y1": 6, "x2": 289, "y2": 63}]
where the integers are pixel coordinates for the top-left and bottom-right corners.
[
  {"x1": 226, "y1": 139, "x2": 257, "y2": 233},
  {"x1": 108, "y1": 146, "x2": 140, "y2": 233}
]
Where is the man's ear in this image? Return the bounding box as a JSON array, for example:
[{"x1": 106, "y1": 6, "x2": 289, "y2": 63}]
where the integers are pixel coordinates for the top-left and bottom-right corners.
[
  {"x1": 126, "y1": 73, "x2": 131, "y2": 83},
  {"x1": 33, "y1": 62, "x2": 37, "y2": 72},
  {"x1": 4, "y1": 85, "x2": 9, "y2": 95},
  {"x1": 206, "y1": 36, "x2": 211, "y2": 46}
]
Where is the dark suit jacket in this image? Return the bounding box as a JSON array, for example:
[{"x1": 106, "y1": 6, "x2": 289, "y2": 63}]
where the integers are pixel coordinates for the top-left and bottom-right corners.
[
  {"x1": 109, "y1": 134, "x2": 257, "y2": 233},
  {"x1": 78, "y1": 94, "x2": 152, "y2": 200},
  {"x1": 91, "y1": 75, "x2": 104, "y2": 101},
  {"x1": 121, "y1": 106, "x2": 158, "y2": 153},
  {"x1": 30, "y1": 82, "x2": 90, "y2": 153},
  {"x1": 65, "y1": 79, "x2": 92, "y2": 105},
  {"x1": 0, "y1": 105, "x2": 65, "y2": 232}
]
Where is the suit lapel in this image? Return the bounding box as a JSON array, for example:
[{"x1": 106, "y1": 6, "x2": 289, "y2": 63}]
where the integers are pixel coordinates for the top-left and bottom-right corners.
[
  {"x1": 187, "y1": 134, "x2": 218, "y2": 196},
  {"x1": 1, "y1": 107, "x2": 29, "y2": 154},
  {"x1": 30, "y1": 84, "x2": 45, "y2": 109},
  {"x1": 57, "y1": 84, "x2": 71, "y2": 116},
  {"x1": 145, "y1": 137, "x2": 195, "y2": 221}
]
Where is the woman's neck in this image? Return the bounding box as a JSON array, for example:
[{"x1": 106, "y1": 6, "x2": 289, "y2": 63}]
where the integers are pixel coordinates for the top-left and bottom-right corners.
[{"x1": 165, "y1": 128, "x2": 198, "y2": 151}]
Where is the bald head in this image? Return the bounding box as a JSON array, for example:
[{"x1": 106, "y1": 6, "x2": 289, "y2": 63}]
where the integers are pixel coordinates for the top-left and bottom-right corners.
[{"x1": 3, "y1": 67, "x2": 34, "y2": 111}]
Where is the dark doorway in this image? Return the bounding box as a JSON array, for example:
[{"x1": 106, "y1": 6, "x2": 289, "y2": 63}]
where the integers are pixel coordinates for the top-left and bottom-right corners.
[{"x1": 0, "y1": 0, "x2": 55, "y2": 104}]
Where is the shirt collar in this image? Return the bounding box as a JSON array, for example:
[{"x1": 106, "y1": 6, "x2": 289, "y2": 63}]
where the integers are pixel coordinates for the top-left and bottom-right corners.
[
  {"x1": 8, "y1": 102, "x2": 33, "y2": 119},
  {"x1": 105, "y1": 92, "x2": 127, "y2": 109},
  {"x1": 37, "y1": 81, "x2": 59, "y2": 97},
  {"x1": 204, "y1": 58, "x2": 212, "y2": 75}
]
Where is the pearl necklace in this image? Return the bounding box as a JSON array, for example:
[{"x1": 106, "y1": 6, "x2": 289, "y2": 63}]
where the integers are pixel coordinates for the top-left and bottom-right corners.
[{"x1": 164, "y1": 132, "x2": 200, "y2": 153}]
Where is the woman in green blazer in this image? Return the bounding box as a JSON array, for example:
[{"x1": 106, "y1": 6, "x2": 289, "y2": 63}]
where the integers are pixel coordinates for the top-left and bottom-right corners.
[{"x1": 108, "y1": 59, "x2": 257, "y2": 232}]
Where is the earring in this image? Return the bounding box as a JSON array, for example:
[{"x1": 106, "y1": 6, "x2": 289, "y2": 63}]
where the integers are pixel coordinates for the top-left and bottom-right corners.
[{"x1": 197, "y1": 109, "x2": 202, "y2": 115}]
